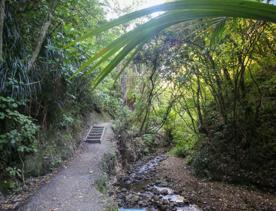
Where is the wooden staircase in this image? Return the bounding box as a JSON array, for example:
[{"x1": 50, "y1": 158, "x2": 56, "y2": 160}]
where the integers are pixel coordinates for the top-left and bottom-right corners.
[{"x1": 85, "y1": 125, "x2": 105, "y2": 144}]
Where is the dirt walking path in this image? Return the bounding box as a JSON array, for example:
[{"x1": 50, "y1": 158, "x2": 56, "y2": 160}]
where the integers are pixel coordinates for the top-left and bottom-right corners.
[
  {"x1": 155, "y1": 157, "x2": 276, "y2": 211},
  {"x1": 19, "y1": 122, "x2": 115, "y2": 211}
]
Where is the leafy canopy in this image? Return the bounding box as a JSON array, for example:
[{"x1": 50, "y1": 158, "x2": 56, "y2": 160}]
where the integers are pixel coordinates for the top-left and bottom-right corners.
[{"x1": 69, "y1": 0, "x2": 276, "y2": 87}]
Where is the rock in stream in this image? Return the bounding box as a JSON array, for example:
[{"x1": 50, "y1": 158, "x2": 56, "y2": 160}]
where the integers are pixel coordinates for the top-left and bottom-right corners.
[{"x1": 115, "y1": 155, "x2": 202, "y2": 211}]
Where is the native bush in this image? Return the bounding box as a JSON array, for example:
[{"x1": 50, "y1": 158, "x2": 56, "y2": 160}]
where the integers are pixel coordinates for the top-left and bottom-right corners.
[{"x1": 0, "y1": 96, "x2": 38, "y2": 192}]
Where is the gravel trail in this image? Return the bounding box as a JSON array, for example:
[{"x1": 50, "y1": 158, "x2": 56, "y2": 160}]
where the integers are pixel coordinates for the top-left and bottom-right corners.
[{"x1": 19, "y1": 122, "x2": 115, "y2": 211}]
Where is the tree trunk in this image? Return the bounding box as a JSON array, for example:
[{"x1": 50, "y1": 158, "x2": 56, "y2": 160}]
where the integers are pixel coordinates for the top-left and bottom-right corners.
[
  {"x1": 27, "y1": 0, "x2": 57, "y2": 71},
  {"x1": 121, "y1": 72, "x2": 127, "y2": 106},
  {"x1": 0, "y1": 0, "x2": 5, "y2": 62},
  {"x1": 139, "y1": 62, "x2": 157, "y2": 134},
  {"x1": 196, "y1": 71, "x2": 205, "y2": 133},
  {"x1": 27, "y1": 18, "x2": 51, "y2": 71}
]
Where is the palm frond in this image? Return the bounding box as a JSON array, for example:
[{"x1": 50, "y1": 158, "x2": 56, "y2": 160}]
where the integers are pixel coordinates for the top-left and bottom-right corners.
[{"x1": 69, "y1": 0, "x2": 276, "y2": 87}]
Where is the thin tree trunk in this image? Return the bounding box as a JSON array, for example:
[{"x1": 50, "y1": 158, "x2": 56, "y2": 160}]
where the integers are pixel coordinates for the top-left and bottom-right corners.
[
  {"x1": 223, "y1": 67, "x2": 232, "y2": 85},
  {"x1": 195, "y1": 70, "x2": 206, "y2": 134},
  {"x1": 0, "y1": 0, "x2": 5, "y2": 62},
  {"x1": 27, "y1": 18, "x2": 51, "y2": 71},
  {"x1": 27, "y1": 0, "x2": 57, "y2": 71},
  {"x1": 238, "y1": 54, "x2": 246, "y2": 98},
  {"x1": 121, "y1": 72, "x2": 127, "y2": 105},
  {"x1": 155, "y1": 94, "x2": 177, "y2": 132},
  {"x1": 139, "y1": 69, "x2": 156, "y2": 134},
  {"x1": 139, "y1": 61, "x2": 157, "y2": 134},
  {"x1": 182, "y1": 99, "x2": 197, "y2": 133}
]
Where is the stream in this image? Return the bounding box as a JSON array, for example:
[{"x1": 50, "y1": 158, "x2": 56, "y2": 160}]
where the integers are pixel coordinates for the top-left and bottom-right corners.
[{"x1": 115, "y1": 155, "x2": 202, "y2": 211}]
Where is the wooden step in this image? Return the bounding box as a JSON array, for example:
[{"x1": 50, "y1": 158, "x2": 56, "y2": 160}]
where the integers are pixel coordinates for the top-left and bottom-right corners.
[
  {"x1": 86, "y1": 139, "x2": 101, "y2": 144},
  {"x1": 84, "y1": 125, "x2": 105, "y2": 144}
]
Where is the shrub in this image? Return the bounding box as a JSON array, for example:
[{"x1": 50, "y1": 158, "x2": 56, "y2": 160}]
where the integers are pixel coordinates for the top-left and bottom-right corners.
[
  {"x1": 100, "y1": 153, "x2": 117, "y2": 176},
  {"x1": 0, "y1": 97, "x2": 38, "y2": 192}
]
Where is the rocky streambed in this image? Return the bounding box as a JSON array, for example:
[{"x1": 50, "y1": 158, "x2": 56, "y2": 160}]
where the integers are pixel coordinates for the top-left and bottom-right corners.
[{"x1": 114, "y1": 155, "x2": 201, "y2": 211}]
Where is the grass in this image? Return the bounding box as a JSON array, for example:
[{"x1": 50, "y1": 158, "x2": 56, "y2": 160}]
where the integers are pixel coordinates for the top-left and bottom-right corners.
[{"x1": 94, "y1": 175, "x2": 108, "y2": 194}]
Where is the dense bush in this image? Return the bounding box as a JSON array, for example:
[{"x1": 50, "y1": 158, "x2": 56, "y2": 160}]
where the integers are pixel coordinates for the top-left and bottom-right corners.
[
  {"x1": 0, "y1": 0, "x2": 114, "y2": 194},
  {"x1": 0, "y1": 97, "x2": 38, "y2": 192},
  {"x1": 191, "y1": 67, "x2": 276, "y2": 189},
  {"x1": 111, "y1": 17, "x2": 276, "y2": 190}
]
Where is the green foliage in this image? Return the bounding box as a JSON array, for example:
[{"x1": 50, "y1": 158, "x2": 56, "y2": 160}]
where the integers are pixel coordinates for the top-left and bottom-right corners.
[
  {"x1": 191, "y1": 64, "x2": 276, "y2": 188},
  {"x1": 170, "y1": 136, "x2": 196, "y2": 158},
  {"x1": 0, "y1": 167, "x2": 23, "y2": 192},
  {"x1": 113, "y1": 106, "x2": 136, "y2": 133},
  {"x1": 1, "y1": 0, "x2": 276, "y2": 196},
  {"x1": 142, "y1": 133, "x2": 155, "y2": 144},
  {"x1": 100, "y1": 153, "x2": 117, "y2": 176},
  {"x1": 71, "y1": 0, "x2": 276, "y2": 87},
  {"x1": 92, "y1": 89, "x2": 122, "y2": 118},
  {"x1": 142, "y1": 134, "x2": 156, "y2": 154},
  {"x1": 0, "y1": 0, "x2": 115, "y2": 195},
  {"x1": 104, "y1": 1, "x2": 276, "y2": 190},
  {"x1": 59, "y1": 114, "x2": 75, "y2": 129},
  {"x1": 0, "y1": 96, "x2": 38, "y2": 156},
  {"x1": 164, "y1": 112, "x2": 198, "y2": 158},
  {"x1": 95, "y1": 175, "x2": 108, "y2": 194},
  {"x1": 0, "y1": 97, "x2": 38, "y2": 193},
  {"x1": 104, "y1": 205, "x2": 118, "y2": 211}
]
